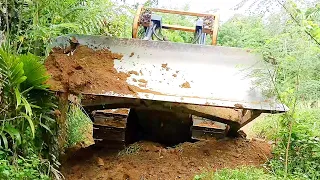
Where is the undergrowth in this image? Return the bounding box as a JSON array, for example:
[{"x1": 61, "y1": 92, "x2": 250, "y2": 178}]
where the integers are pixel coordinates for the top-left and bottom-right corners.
[
  {"x1": 66, "y1": 104, "x2": 93, "y2": 148},
  {"x1": 251, "y1": 108, "x2": 320, "y2": 140},
  {"x1": 194, "y1": 167, "x2": 276, "y2": 180},
  {"x1": 0, "y1": 153, "x2": 50, "y2": 180},
  {"x1": 117, "y1": 143, "x2": 141, "y2": 156}
]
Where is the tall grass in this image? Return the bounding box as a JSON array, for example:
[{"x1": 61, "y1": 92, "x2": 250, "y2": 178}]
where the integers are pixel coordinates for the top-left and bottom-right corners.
[
  {"x1": 66, "y1": 104, "x2": 93, "y2": 149},
  {"x1": 194, "y1": 167, "x2": 279, "y2": 180}
]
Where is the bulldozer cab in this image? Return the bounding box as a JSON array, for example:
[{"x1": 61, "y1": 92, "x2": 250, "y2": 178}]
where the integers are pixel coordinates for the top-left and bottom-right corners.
[{"x1": 132, "y1": 6, "x2": 219, "y2": 45}]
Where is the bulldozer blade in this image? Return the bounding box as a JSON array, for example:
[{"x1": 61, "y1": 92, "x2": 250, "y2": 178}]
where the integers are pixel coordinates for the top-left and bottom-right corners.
[{"x1": 50, "y1": 34, "x2": 288, "y2": 113}]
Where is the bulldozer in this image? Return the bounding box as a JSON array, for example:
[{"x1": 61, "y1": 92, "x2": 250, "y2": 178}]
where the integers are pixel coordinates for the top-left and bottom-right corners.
[{"x1": 46, "y1": 6, "x2": 288, "y2": 148}]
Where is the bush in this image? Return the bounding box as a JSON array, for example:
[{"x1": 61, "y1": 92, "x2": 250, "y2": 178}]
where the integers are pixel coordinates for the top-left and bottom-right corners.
[
  {"x1": 250, "y1": 108, "x2": 320, "y2": 179},
  {"x1": 268, "y1": 109, "x2": 320, "y2": 179}
]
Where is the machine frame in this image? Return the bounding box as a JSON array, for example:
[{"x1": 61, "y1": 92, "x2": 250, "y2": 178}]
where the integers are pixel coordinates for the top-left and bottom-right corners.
[{"x1": 132, "y1": 5, "x2": 220, "y2": 45}]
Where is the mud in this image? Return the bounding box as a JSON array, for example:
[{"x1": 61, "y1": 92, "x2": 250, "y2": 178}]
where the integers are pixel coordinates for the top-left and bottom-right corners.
[
  {"x1": 61, "y1": 138, "x2": 272, "y2": 180},
  {"x1": 161, "y1": 63, "x2": 168, "y2": 69},
  {"x1": 94, "y1": 119, "x2": 126, "y2": 128},
  {"x1": 139, "y1": 83, "x2": 147, "y2": 88},
  {"x1": 138, "y1": 79, "x2": 148, "y2": 83},
  {"x1": 45, "y1": 46, "x2": 158, "y2": 95},
  {"x1": 181, "y1": 81, "x2": 191, "y2": 88},
  {"x1": 196, "y1": 122, "x2": 224, "y2": 129},
  {"x1": 161, "y1": 63, "x2": 170, "y2": 71},
  {"x1": 128, "y1": 85, "x2": 163, "y2": 95},
  {"x1": 128, "y1": 70, "x2": 139, "y2": 76},
  {"x1": 96, "y1": 109, "x2": 130, "y2": 115}
]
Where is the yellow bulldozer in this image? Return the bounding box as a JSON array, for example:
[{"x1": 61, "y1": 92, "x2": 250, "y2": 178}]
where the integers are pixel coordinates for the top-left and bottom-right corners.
[{"x1": 45, "y1": 6, "x2": 288, "y2": 147}]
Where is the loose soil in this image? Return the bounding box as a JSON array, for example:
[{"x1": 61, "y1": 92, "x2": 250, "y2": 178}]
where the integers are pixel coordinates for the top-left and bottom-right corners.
[
  {"x1": 161, "y1": 63, "x2": 168, "y2": 69},
  {"x1": 139, "y1": 83, "x2": 147, "y2": 88},
  {"x1": 95, "y1": 108, "x2": 130, "y2": 115},
  {"x1": 161, "y1": 63, "x2": 170, "y2": 71},
  {"x1": 138, "y1": 79, "x2": 148, "y2": 83},
  {"x1": 61, "y1": 138, "x2": 271, "y2": 180},
  {"x1": 45, "y1": 46, "x2": 158, "y2": 95},
  {"x1": 197, "y1": 121, "x2": 224, "y2": 129},
  {"x1": 128, "y1": 70, "x2": 139, "y2": 76},
  {"x1": 180, "y1": 81, "x2": 191, "y2": 88}
]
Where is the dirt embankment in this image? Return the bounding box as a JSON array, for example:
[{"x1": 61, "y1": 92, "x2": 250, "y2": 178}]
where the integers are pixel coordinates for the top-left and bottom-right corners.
[
  {"x1": 61, "y1": 138, "x2": 272, "y2": 180},
  {"x1": 45, "y1": 45, "x2": 159, "y2": 95}
]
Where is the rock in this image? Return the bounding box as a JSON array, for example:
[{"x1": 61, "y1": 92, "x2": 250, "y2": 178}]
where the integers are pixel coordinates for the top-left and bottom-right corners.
[
  {"x1": 232, "y1": 153, "x2": 240, "y2": 158},
  {"x1": 252, "y1": 138, "x2": 266, "y2": 142},
  {"x1": 96, "y1": 157, "x2": 104, "y2": 167},
  {"x1": 203, "y1": 149, "x2": 211, "y2": 156},
  {"x1": 123, "y1": 174, "x2": 130, "y2": 180},
  {"x1": 237, "y1": 130, "x2": 247, "y2": 138},
  {"x1": 71, "y1": 165, "x2": 81, "y2": 172},
  {"x1": 162, "y1": 148, "x2": 167, "y2": 153}
]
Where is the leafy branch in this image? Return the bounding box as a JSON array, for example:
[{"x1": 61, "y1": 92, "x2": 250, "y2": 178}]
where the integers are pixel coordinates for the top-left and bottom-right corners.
[{"x1": 275, "y1": 0, "x2": 320, "y2": 46}]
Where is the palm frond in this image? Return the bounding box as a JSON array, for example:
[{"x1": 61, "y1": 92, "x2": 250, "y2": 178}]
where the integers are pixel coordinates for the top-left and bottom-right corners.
[{"x1": 19, "y1": 53, "x2": 49, "y2": 91}]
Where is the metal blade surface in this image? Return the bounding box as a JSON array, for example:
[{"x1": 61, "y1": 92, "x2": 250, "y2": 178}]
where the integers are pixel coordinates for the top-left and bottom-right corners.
[{"x1": 50, "y1": 35, "x2": 288, "y2": 112}]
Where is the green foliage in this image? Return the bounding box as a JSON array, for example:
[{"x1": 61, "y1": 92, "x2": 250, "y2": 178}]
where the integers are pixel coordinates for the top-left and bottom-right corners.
[
  {"x1": 218, "y1": 4, "x2": 320, "y2": 102},
  {"x1": 287, "y1": 1, "x2": 320, "y2": 44},
  {"x1": 2, "y1": 0, "x2": 134, "y2": 56},
  {"x1": 217, "y1": 2, "x2": 320, "y2": 179},
  {"x1": 265, "y1": 109, "x2": 320, "y2": 179},
  {"x1": 218, "y1": 16, "x2": 269, "y2": 49},
  {"x1": 66, "y1": 104, "x2": 92, "y2": 148},
  {"x1": 1, "y1": 0, "x2": 135, "y2": 178},
  {"x1": 0, "y1": 48, "x2": 34, "y2": 150},
  {"x1": 158, "y1": 6, "x2": 195, "y2": 43},
  {"x1": 19, "y1": 54, "x2": 49, "y2": 90},
  {"x1": 250, "y1": 108, "x2": 320, "y2": 141},
  {"x1": 118, "y1": 143, "x2": 141, "y2": 156},
  {"x1": 251, "y1": 114, "x2": 282, "y2": 140},
  {"x1": 251, "y1": 109, "x2": 320, "y2": 179},
  {"x1": 0, "y1": 47, "x2": 58, "y2": 178},
  {"x1": 1, "y1": 0, "x2": 319, "y2": 179},
  {"x1": 139, "y1": 3, "x2": 202, "y2": 43},
  {"x1": 0, "y1": 48, "x2": 54, "y2": 150},
  {"x1": 0, "y1": 153, "x2": 50, "y2": 180},
  {"x1": 194, "y1": 167, "x2": 283, "y2": 180}
]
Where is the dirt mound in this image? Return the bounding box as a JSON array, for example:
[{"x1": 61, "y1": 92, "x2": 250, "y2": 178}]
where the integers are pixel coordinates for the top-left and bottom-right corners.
[
  {"x1": 61, "y1": 138, "x2": 272, "y2": 180},
  {"x1": 45, "y1": 45, "x2": 159, "y2": 95}
]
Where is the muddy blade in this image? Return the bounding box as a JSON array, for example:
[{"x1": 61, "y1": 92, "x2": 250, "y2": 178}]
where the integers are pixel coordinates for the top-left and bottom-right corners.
[
  {"x1": 50, "y1": 35, "x2": 288, "y2": 131},
  {"x1": 51, "y1": 34, "x2": 287, "y2": 112}
]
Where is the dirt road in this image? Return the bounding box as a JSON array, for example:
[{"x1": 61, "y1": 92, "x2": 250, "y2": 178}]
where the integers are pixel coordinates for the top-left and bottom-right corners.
[{"x1": 61, "y1": 138, "x2": 271, "y2": 180}]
